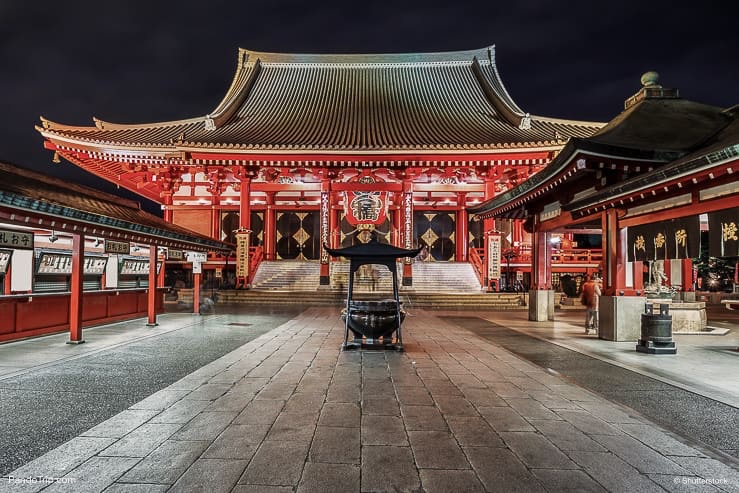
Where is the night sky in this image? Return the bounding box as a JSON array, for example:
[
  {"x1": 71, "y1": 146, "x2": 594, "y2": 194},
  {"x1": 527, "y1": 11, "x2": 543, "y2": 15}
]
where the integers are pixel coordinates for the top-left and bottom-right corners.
[{"x1": 2, "y1": 1, "x2": 738, "y2": 213}]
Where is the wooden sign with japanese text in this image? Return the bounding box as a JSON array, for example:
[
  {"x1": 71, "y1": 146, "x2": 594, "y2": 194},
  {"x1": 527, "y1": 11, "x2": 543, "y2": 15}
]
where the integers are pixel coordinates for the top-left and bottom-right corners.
[
  {"x1": 0, "y1": 229, "x2": 33, "y2": 250},
  {"x1": 105, "y1": 240, "x2": 131, "y2": 255}
]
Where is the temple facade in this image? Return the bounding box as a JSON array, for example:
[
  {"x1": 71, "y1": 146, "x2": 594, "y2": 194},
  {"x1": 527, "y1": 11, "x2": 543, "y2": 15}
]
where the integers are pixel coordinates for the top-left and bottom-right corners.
[{"x1": 36, "y1": 47, "x2": 603, "y2": 287}]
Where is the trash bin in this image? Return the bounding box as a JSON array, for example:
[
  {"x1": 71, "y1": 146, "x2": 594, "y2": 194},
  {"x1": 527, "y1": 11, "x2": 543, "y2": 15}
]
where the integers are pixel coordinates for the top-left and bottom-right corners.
[{"x1": 636, "y1": 303, "x2": 676, "y2": 354}]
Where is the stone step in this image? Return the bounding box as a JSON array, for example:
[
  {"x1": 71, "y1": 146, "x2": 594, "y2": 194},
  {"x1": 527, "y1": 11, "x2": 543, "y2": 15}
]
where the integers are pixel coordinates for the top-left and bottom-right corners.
[{"x1": 175, "y1": 289, "x2": 525, "y2": 310}]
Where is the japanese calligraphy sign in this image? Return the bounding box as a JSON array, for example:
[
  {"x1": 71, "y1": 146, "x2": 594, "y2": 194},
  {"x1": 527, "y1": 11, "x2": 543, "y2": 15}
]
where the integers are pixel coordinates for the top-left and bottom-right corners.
[
  {"x1": 120, "y1": 259, "x2": 149, "y2": 275},
  {"x1": 105, "y1": 240, "x2": 131, "y2": 255},
  {"x1": 343, "y1": 191, "x2": 389, "y2": 226},
  {"x1": 235, "y1": 229, "x2": 251, "y2": 278},
  {"x1": 708, "y1": 207, "x2": 739, "y2": 257},
  {"x1": 627, "y1": 216, "x2": 700, "y2": 261},
  {"x1": 487, "y1": 234, "x2": 501, "y2": 280},
  {"x1": 36, "y1": 254, "x2": 108, "y2": 275},
  {"x1": 0, "y1": 228, "x2": 33, "y2": 250},
  {"x1": 167, "y1": 249, "x2": 184, "y2": 260}
]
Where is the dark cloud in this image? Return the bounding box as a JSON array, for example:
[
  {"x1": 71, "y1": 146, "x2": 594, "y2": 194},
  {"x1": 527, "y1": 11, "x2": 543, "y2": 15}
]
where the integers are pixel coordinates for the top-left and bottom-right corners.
[{"x1": 1, "y1": 1, "x2": 737, "y2": 211}]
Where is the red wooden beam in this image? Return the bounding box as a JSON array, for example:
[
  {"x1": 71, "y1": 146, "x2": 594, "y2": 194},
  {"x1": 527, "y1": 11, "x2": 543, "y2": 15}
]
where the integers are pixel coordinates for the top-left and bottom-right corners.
[{"x1": 190, "y1": 151, "x2": 552, "y2": 164}]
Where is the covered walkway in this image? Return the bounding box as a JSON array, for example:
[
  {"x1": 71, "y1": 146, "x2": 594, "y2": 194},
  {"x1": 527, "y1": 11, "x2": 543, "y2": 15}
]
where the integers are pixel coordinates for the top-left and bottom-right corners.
[{"x1": 1, "y1": 306, "x2": 737, "y2": 492}]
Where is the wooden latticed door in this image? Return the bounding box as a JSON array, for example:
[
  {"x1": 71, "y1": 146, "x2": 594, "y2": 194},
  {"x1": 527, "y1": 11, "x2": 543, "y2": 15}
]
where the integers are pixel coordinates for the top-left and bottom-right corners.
[{"x1": 276, "y1": 211, "x2": 320, "y2": 260}]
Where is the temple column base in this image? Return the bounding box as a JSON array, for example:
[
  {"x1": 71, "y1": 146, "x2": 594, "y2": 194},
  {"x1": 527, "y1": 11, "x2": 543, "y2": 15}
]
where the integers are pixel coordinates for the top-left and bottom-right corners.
[
  {"x1": 599, "y1": 296, "x2": 644, "y2": 341},
  {"x1": 680, "y1": 291, "x2": 696, "y2": 302},
  {"x1": 528, "y1": 290, "x2": 554, "y2": 321}
]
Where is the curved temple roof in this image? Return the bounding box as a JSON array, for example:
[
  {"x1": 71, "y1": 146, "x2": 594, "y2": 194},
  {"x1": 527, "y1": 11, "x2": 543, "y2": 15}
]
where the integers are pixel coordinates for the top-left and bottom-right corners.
[{"x1": 38, "y1": 47, "x2": 602, "y2": 153}]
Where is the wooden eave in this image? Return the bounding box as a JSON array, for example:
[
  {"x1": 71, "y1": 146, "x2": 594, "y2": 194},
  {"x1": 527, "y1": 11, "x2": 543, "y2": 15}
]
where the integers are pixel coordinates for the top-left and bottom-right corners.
[
  {"x1": 0, "y1": 161, "x2": 232, "y2": 252},
  {"x1": 565, "y1": 143, "x2": 739, "y2": 219},
  {"x1": 466, "y1": 137, "x2": 671, "y2": 220}
]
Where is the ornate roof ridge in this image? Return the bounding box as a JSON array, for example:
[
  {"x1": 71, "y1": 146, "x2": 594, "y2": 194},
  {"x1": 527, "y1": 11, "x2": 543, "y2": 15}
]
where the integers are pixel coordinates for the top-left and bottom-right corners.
[
  {"x1": 39, "y1": 115, "x2": 205, "y2": 132},
  {"x1": 238, "y1": 46, "x2": 498, "y2": 65},
  {"x1": 530, "y1": 114, "x2": 606, "y2": 128}
]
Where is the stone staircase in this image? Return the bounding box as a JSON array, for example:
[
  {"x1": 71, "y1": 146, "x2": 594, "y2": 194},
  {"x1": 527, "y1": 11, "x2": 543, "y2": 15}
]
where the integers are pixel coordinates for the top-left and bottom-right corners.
[
  {"x1": 409, "y1": 262, "x2": 483, "y2": 293},
  {"x1": 176, "y1": 260, "x2": 525, "y2": 310},
  {"x1": 250, "y1": 260, "x2": 320, "y2": 291}
]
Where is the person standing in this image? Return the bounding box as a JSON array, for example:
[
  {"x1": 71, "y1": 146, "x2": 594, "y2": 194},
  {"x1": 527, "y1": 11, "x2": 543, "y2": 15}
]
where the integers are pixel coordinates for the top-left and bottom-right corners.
[{"x1": 581, "y1": 274, "x2": 601, "y2": 334}]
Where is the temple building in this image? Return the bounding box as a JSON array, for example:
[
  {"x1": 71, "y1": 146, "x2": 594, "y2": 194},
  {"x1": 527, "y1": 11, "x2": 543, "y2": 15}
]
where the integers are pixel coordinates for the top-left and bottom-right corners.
[{"x1": 36, "y1": 47, "x2": 603, "y2": 288}]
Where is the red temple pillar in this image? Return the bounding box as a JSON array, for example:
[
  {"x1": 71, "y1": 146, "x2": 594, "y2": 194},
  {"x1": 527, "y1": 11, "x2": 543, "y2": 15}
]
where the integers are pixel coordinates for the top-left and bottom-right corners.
[
  {"x1": 682, "y1": 259, "x2": 694, "y2": 295},
  {"x1": 210, "y1": 196, "x2": 220, "y2": 241},
  {"x1": 239, "y1": 177, "x2": 252, "y2": 230},
  {"x1": 67, "y1": 233, "x2": 85, "y2": 344},
  {"x1": 455, "y1": 192, "x2": 468, "y2": 262},
  {"x1": 633, "y1": 261, "x2": 644, "y2": 293},
  {"x1": 264, "y1": 192, "x2": 276, "y2": 261},
  {"x1": 604, "y1": 210, "x2": 627, "y2": 295},
  {"x1": 402, "y1": 180, "x2": 413, "y2": 286},
  {"x1": 482, "y1": 178, "x2": 496, "y2": 288},
  {"x1": 392, "y1": 192, "x2": 401, "y2": 248},
  {"x1": 330, "y1": 204, "x2": 340, "y2": 249},
  {"x1": 531, "y1": 230, "x2": 552, "y2": 290},
  {"x1": 193, "y1": 271, "x2": 201, "y2": 315},
  {"x1": 529, "y1": 220, "x2": 554, "y2": 321},
  {"x1": 147, "y1": 244, "x2": 158, "y2": 326},
  {"x1": 157, "y1": 249, "x2": 166, "y2": 288},
  {"x1": 163, "y1": 194, "x2": 173, "y2": 223},
  {"x1": 319, "y1": 179, "x2": 331, "y2": 286}
]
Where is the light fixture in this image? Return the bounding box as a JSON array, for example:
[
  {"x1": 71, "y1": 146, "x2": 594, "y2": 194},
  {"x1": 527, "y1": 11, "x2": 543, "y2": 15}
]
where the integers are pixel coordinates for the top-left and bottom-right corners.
[
  {"x1": 48, "y1": 230, "x2": 58, "y2": 243},
  {"x1": 94, "y1": 238, "x2": 103, "y2": 247},
  {"x1": 132, "y1": 244, "x2": 140, "y2": 252}
]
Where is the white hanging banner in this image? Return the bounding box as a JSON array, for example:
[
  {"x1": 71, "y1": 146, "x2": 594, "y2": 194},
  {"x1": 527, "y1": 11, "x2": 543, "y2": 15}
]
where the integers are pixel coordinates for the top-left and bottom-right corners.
[{"x1": 488, "y1": 235, "x2": 501, "y2": 280}]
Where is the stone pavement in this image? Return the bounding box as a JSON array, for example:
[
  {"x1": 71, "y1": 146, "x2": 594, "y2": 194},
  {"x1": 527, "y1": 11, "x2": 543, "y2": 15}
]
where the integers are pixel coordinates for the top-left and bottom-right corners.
[{"x1": 4, "y1": 307, "x2": 739, "y2": 492}]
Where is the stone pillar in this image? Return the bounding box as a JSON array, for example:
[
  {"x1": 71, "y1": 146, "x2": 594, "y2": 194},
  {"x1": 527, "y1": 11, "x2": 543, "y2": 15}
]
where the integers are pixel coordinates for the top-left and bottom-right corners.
[{"x1": 599, "y1": 296, "x2": 645, "y2": 341}]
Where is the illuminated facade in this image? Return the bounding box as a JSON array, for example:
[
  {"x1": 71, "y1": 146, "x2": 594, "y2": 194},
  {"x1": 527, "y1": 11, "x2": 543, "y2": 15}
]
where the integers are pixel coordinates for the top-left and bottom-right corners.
[{"x1": 37, "y1": 47, "x2": 602, "y2": 286}]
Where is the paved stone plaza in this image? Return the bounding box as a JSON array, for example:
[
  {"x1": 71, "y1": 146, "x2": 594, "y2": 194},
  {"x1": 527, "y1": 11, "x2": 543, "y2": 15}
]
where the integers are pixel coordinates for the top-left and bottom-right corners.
[{"x1": 2, "y1": 307, "x2": 738, "y2": 492}]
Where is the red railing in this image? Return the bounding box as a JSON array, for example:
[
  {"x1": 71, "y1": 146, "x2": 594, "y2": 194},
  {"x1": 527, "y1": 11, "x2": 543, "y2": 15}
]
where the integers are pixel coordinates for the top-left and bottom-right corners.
[
  {"x1": 501, "y1": 245, "x2": 602, "y2": 265},
  {"x1": 248, "y1": 246, "x2": 263, "y2": 286},
  {"x1": 469, "y1": 247, "x2": 485, "y2": 287}
]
